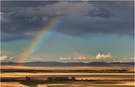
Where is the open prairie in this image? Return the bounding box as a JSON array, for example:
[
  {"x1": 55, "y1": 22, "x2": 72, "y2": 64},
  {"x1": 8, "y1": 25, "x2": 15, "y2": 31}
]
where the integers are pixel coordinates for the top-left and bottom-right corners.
[{"x1": 0, "y1": 65, "x2": 134, "y2": 87}]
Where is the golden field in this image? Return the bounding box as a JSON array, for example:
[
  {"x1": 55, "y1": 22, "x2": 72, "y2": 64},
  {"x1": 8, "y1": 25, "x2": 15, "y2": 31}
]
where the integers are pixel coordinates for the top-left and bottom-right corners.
[{"x1": 0, "y1": 65, "x2": 134, "y2": 87}]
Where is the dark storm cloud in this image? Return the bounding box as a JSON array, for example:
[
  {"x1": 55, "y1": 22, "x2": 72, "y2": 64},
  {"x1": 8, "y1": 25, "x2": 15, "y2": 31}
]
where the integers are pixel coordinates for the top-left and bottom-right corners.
[
  {"x1": 1, "y1": 33, "x2": 34, "y2": 42},
  {"x1": 1, "y1": 33, "x2": 24, "y2": 42},
  {"x1": 1, "y1": 35, "x2": 27, "y2": 42},
  {"x1": 1, "y1": 1, "x2": 134, "y2": 42}
]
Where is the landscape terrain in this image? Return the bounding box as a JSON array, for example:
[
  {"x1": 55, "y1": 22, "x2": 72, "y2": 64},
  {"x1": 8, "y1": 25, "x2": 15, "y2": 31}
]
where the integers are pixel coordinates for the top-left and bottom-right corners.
[{"x1": 0, "y1": 62, "x2": 134, "y2": 87}]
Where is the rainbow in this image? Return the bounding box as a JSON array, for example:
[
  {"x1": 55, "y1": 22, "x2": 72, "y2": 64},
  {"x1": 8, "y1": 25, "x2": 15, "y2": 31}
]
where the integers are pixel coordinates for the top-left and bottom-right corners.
[{"x1": 19, "y1": 17, "x2": 63, "y2": 63}]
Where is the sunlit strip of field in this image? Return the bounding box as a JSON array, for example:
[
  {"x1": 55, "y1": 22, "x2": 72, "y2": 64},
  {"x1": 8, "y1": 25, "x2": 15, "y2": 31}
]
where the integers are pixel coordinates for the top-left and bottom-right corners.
[
  {"x1": 1, "y1": 72, "x2": 134, "y2": 76},
  {"x1": 1, "y1": 65, "x2": 134, "y2": 71},
  {"x1": 1, "y1": 82, "x2": 28, "y2": 87},
  {"x1": 1, "y1": 81, "x2": 135, "y2": 87}
]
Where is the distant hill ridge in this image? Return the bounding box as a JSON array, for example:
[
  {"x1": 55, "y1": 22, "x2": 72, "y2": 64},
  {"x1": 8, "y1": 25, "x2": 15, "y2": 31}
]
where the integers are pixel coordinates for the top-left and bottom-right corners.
[{"x1": 1, "y1": 61, "x2": 134, "y2": 66}]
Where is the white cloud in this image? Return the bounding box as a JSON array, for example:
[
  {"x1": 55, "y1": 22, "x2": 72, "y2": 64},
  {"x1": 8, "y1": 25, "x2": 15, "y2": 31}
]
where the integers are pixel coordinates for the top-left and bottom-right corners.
[
  {"x1": 58, "y1": 53, "x2": 134, "y2": 63},
  {"x1": 8, "y1": 57, "x2": 14, "y2": 60},
  {"x1": 0, "y1": 56, "x2": 8, "y2": 61},
  {"x1": 58, "y1": 52, "x2": 94, "y2": 61},
  {"x1": 96, "y1": 53, "x2": 114, "y2": 60},
  {"x1": 95, "y1": 53, "x2": 134, "y2": 62},
  {"x1": 59, "y1": 57, "x2": 72, "y2": 60},
  {"x1": 0, "y1": 55, "x2": 15, "y2": 62},
  {"x1": 59, "y1": 56, "x2": 88, "y2": 61},
  {"x1": 114, "y1": 57, "x2": 135, "y2": 62},
  {"x1": 73, "y1": 56, "x2": 87, "y2": 60}
]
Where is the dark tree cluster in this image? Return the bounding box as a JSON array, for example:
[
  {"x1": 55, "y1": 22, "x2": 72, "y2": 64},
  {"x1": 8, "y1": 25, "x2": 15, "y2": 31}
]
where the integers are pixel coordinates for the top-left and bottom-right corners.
[{"x1": 47, "y1": 76, "x2": 76, "y2": 82}]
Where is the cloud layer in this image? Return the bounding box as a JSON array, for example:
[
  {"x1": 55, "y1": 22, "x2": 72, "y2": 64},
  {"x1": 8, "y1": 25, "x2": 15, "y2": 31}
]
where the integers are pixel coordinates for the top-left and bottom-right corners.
[
  {"x1": 1, "y1": 1, "x2": 134, "y2": 42},
  {"x1": 58, "y1": 52, "x2": 134, "y2": 62},
  {"x1": 1, "y1": 52, "x2": 134, "y2": 63}
]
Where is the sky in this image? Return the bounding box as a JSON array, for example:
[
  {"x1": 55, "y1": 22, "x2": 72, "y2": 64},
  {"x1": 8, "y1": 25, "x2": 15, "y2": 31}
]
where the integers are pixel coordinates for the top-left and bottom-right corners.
[{"x1": 1, "y1": 1, "x2": 134, "y2": 63}]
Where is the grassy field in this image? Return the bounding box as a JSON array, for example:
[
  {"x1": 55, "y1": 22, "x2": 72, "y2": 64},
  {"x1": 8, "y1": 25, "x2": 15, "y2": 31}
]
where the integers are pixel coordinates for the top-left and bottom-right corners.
[
  {"x1": 0, "y1": 65, "x2": 134, "y2": 87},
  {"x1": 1, "y1": 65, "x2": 134, "y2": 72},
  {"x1": 1, "y1": 81, "x2": 134, "y2": 87}
]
